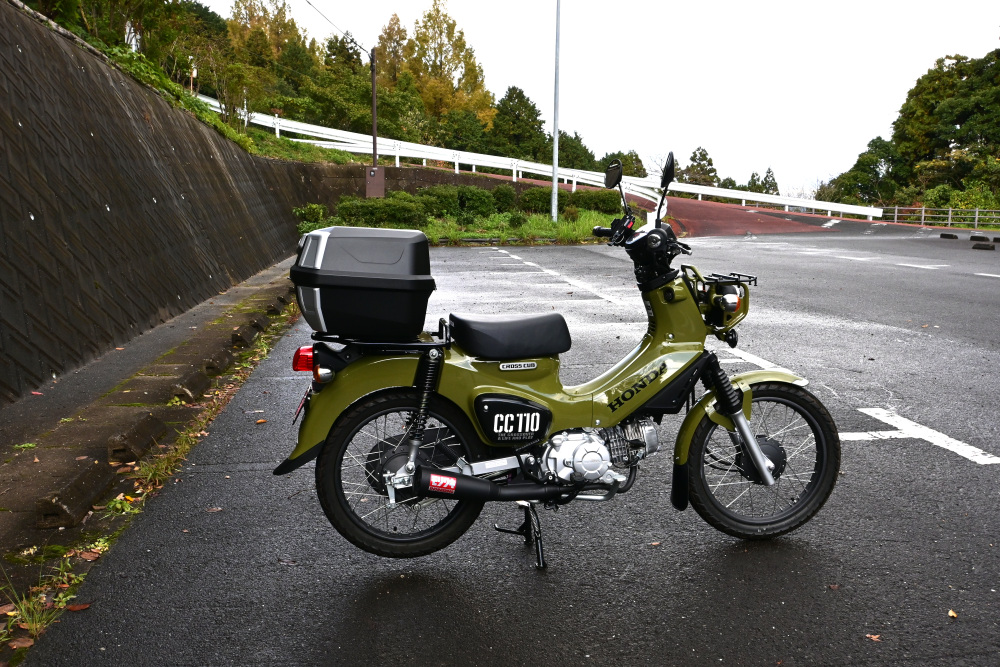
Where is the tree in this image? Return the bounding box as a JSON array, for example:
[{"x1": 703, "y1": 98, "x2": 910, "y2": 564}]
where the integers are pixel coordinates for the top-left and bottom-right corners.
[
  {"x1": 542, "y1": 131, "x2": 597, "y2": 171},
  {"x1": 600, "y1": 150, "x2": 647, "y2": 178},
  {"x1": 489, "y1": 86, "x2": 547, "y2": 160},
  {"x1": 376, "y1": 14, "x2": 408, "y2": 89},
  {"x1": 404, "y1": 0, "x2": 494, "y2": 124},
  {"x1": 325, "y1": 33, "x2": 363, "y2": 73},
  {"x1": 678, "y1": 146, "x2": 719, "y2": 186},
  {"x1": 760, "y1": 167, "x2": 779, "y2": 195}
]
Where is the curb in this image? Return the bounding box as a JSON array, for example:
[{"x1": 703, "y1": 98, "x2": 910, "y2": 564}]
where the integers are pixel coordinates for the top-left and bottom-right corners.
[{"x1": 2, "y1": 279, "x2": 296, "y2": 531}]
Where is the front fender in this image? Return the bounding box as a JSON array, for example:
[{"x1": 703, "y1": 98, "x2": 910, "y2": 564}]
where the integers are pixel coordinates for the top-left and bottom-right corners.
[
  {"x1": 275, "y1": 356, "x2": 420, "y2": 474},
  {"x1": 673, "y1": 368, "x2": 807, "y2": 466},
  {"x1": 668, "y1": 368, "x2": 806, "y2": 510}
]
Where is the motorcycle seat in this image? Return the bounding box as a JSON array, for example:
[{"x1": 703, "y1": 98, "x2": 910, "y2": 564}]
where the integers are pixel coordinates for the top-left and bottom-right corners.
[{"x1": 449, "y1": 313, "x2": 572, "y2": 360}]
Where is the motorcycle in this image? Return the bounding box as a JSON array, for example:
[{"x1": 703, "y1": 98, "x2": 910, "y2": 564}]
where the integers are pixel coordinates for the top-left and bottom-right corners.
[{"x1": 278, "y1": 152, "x2": 841, "y2": 568}]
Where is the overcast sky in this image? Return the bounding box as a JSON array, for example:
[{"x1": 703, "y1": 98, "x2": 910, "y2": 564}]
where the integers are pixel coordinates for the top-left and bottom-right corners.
[{"x1": 204, "y1": 0, "x2": 1000, "y2": 195}]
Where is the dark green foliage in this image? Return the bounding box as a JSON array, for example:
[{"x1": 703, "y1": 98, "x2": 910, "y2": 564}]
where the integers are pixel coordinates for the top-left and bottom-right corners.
[
  {"x1": 563, "y1": 206, "x2": 580, "y2": 222},
  {"x1": 569, "y1": 189, "x2": 621, "y2": 214},
  {"x1": 507, "y1": 212, "x2": 528, "y2": 229},
  {"x1": 336, "y1": 195, "x2": 428, "y2": 228},
  {"x1": 416, "y1": 185, "x2": 460, "y2": 216},
  {"x1": 292, "y1": 203, "x2": 331, "y2": 224},
  {"x1": 490, "y1": 86, "x2": 547, "y2": 161},
  {"x1": 456, "y1": 211, "x2": 477, "y2": 227},
  {"x1": 491, "y1": 184, "x2": 517, "y2": 212},
  {"x1": 678, "y1": 147, "x2": 719, "y2": 186},
  {"x1": 457, "y1": 186, "x2": 495, "y2": 217},
  {"x1": 599, "y1": 150, "x2": 647, "y2": 178},
  {"x1": 544, "y1": 131, "x2": 598, "y2": 171},
  {"x1": 520, "y1": 187, "x2": 568, "y2": 213}
]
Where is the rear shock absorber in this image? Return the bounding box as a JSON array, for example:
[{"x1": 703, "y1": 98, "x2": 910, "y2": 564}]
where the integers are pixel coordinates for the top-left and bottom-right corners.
[{"x1": 405, "y1": 347, "x2": 444, "y2": 472}]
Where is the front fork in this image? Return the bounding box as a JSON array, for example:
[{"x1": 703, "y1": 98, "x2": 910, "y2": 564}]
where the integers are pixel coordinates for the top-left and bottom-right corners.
[{"x1": 705, "y1": 353, "x2": 776, "y2": 486}]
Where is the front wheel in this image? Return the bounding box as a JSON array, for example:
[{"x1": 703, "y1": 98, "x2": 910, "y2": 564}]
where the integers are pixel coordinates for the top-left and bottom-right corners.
[
  {"x1": 688, "y1": 382, "x2": 840, "y2": 539},
  {"x1": 315, "y1": 390, "x2": 485, "y2": 558}
]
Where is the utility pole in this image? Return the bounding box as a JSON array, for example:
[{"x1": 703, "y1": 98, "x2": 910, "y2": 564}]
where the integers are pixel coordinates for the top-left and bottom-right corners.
[
  {"x1": 550, "y1": 0, "x2": 561, "y2": 222},
  {"x1": 370, "y1": 46, "x2": 378, "y2": 167}
]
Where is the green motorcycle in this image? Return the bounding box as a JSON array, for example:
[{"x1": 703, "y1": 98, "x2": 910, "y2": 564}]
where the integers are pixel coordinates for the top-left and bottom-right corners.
[{"x1": 279, "y1": 153, "x2": 840, "y2": 568}]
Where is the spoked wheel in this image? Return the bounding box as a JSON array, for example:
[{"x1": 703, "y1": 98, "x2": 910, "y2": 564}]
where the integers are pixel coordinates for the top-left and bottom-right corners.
[
  {"x1": 316, "y1": 390, "x2": 485, "y2": 558},
  {"x1": 688, "y1": 383, "x2": 840, "y2": 539}
]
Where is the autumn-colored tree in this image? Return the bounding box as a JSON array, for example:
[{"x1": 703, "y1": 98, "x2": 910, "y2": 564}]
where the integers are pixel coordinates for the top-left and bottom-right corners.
[
  {"x1": 404, "y1": 0, "x2": 494, "y2": 127},
  {"x1": 376, "y1": 14, "x2": 408, "y2": 89}
]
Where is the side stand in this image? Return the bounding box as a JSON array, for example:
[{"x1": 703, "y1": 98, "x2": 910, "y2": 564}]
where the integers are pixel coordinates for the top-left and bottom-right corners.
[{"x1": 494, "y1": 501, "x2": 546, "y2": 569}]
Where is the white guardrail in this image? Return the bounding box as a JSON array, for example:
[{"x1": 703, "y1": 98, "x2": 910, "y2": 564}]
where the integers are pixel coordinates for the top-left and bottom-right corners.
[{"x1": 199, "y1": 96, "x2": 883, "y2": 220}]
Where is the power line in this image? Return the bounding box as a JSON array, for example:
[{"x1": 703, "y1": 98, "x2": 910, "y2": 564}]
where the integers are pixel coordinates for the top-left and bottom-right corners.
[{"x1": 300, "y1": 0, "x2": 369, "y2": 54}]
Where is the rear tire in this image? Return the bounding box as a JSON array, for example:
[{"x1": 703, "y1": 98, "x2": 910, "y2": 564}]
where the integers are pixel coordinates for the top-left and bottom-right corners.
[
  {"x1": 316, "y1": 390, "x2": 485, "y2": 558},
  {"x1": 688, "y1": 382, "x2": 840, "y2": 539}
]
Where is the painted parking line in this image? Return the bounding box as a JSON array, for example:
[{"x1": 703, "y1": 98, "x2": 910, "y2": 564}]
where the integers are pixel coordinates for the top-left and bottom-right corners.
[
  {"x1": 896, "y1": 263, "x2": 949, "y2": 270},
  {"x1": 856, "y1": 408, "x2": 1000, "y2": 465}
]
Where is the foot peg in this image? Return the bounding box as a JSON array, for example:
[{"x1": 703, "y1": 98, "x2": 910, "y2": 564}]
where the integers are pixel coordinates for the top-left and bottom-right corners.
[{"x1": 494, "y1": 501, "x2": 546, "y2": 569}]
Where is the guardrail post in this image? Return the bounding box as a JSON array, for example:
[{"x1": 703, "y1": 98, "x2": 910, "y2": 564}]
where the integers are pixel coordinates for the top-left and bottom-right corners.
[
  {"x1": 975, "y1": 208, "x2": 979, "y2": 228},
  {"x1": 894, "y1": 206, "x2": 898, "y2": 223},
  {"x1": 948, "y1": 208, "x2": 952, "y2": 225},
  {"x1": 472, "y1": 165, "x2": 476, "y2": 173},
  {"x1": 454, "y1": 161, "x2": 459, "y2": 174},
  {"x1": 741, "y1": 199, "x2": 745, "y2": 206},
  {"x1": 395, "y1": 153, "x2": 400, "y2": 168},
  {"x1": 273, "y1": 114, "x2": 280, "y2": 138},
  {"x1": 698, "y1": 193, "x2": 702, "y2": 201},
  {"x1": 572, "y1": 177, "x2": 577, "y2": 192},
  {"x1": 784, "y1": 205, "x2": 789, "y2": 212},
  {"x1": 422, "y1": 159, "x2": 426, "y2": 166},
  {"x1": 920, "y1": 207, "x2": 925, "y2": 224}
]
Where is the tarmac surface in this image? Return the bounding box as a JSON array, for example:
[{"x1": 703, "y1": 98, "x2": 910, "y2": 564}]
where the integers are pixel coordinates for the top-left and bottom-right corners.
[{"x1": 17, "y1": 205, "x2": 1000, "y2": 666}]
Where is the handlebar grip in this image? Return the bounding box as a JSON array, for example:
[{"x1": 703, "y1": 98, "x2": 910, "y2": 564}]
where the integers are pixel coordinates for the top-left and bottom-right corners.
[{"x1": 592, "y1": 226, "x2": 614, "y2": 238}]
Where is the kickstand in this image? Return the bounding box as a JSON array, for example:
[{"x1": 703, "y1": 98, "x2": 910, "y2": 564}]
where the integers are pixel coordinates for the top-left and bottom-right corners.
[{"x1": 494, "y1": 501, "x2": 546, "y2": 569}]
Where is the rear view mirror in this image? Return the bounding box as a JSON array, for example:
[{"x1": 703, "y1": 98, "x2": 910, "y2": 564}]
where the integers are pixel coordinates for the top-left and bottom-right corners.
[
  {"x1": 661, "y1": 152, "x2": 675, "y2": 189},
  {"x1": 604, "y1": 160, "x2": 623, "y2": 189}
]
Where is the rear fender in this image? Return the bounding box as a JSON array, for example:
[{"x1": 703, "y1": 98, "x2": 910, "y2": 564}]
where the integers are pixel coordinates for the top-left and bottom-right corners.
[
  {"x1": 277, "y1": 356, "x2": 420, "y2": 473},
  {"x1": 669, "y1": 369, "x2": 806, "y2": 510}
]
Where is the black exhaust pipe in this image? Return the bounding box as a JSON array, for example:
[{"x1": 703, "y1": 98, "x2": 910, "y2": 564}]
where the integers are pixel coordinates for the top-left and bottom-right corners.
[{"x1": 414, "y1": 466, "x2": 566, "y2": 502}]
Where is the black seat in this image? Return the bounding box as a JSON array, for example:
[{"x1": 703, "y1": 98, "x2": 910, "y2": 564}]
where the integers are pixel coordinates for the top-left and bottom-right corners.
[{"x1": 449, "y1": 313, "x2": 572, "y2": 360}]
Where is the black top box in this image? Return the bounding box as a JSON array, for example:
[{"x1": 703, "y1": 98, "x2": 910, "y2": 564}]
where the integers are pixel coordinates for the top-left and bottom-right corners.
[{"x1": 291, "y1": 227, "x2": 436, "y2": 341}]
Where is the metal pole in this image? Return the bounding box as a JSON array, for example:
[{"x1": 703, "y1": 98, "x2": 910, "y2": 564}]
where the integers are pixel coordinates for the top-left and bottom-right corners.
[
  {"x1": 371, "y1": 47, "x2": 377, "y2": 167},
  {"x1": 550, "y1": 0, "x2": 561, "y2": 222}
]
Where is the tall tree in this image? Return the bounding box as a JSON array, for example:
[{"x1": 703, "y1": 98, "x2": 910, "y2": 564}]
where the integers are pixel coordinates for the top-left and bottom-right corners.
[
  {"x1": 678, "y1": 146, "x2": 719, "y2": 186},
  {"x1": 489, "y1": 86, "x2": 546, "y2": 160},
  {"x1": 376, "y1": 14, "x2": 408, "y2": 89},
  {"x1": 404, "y1": 0, "x2": 494, "y2": 125},
  {"x1": 600, "y1": 150, "x2": 647, "y2": 178}
]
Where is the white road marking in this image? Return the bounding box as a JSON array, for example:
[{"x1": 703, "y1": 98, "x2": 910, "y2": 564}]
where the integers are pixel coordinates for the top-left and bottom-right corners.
[
  {"x1": 858, "y1": 408, "x2": 1000, "y2": 465},
  {"x1": 975, "y1": 273, "x2": 1000, "y2": 278},
  {"x1": 835, "y1": 255, "x2": 874, "y2": 261},
  {"x1": 495, "y1": 249, "x2": 631, "y2": 306},
  {"x1": 822, "y1": 220, "x2": 840, "y2": 228},
  {"x1": 896, "y1": 263, "x2": 948, "y2": 270}
]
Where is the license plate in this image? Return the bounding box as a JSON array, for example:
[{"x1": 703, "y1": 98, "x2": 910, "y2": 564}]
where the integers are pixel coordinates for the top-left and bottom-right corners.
[{"x1": 292, "y1": 385, "x2": 311, "y2": 424}]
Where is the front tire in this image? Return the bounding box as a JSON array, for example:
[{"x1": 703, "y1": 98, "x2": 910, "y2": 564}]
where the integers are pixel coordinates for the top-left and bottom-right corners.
[
  {"x1": 688, "y1": 382, "x2": 840, "y2": 539},
  {"x1": 316, "y1": 390, "x2": 485, "y2": 558}
]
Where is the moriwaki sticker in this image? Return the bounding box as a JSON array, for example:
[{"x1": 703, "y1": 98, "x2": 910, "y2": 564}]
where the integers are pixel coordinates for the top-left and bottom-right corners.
[{"x1": 429, "y1": 474, "x2": 457, "y2": 494}]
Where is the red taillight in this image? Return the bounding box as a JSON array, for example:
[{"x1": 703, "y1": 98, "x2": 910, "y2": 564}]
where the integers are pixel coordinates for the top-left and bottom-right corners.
[{"x1": 292, "y1": 345, "x2": 314, "y2": 372}]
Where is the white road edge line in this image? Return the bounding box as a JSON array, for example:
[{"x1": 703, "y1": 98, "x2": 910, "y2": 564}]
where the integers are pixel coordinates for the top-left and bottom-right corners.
[
  {"x1": 975, "y1": 273, "x2": 1000, "y2": 278},
  {"x1": 896, "y1": 264, "x2": 948, "y2": 270},
  {"x1": 858, "y1": 408, "x2": 1000, "y2": 465}
]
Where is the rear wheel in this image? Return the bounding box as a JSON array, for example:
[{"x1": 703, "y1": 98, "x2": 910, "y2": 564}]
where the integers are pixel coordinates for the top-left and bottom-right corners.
[
  {"x1": 688, "y1": 383, "x2": 840, "y2": 539},
  {"x1": 316, "y1": 390, "x2": 485, "y2": 558}
]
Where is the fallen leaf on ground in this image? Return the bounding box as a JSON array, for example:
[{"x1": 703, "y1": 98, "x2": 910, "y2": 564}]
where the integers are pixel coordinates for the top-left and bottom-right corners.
[
  {"x1": 921, "y1": 324, "x2": 929, "y2": 328},
  {"x1": 78, "y1": 551, "x2": 101, "y2": 561},
  {"x1": 33, "y1": 456, "x2": 39, "y2": 463},
  {"x1": 116, "y1": 466, "x2": 132, "y2": 474},
  {"x1": 0, "y1": 603, "x2": 15, "y2": 614},
  {"x1": 256, "y1": 419, "x2": 267, "y2": 424},
  {"x1": 75, "y1": 455, "x2": 89, "y2": 461},
  {"x1": 650, "y1": 542, "x2": 661, "y2": 546},
  {"x1": 31, "y1": 391, "x2": 43, "y2": 396},
  {"x1": 9, "y1": 637, "x2": 34, "y2": 649},
  {"x1": 65, "y1": 603, "x2": 91, "y2": 612},
  {"x1": 828, "y1": 584, "x2": 841, "y2": 590},
  {"x1": 116, "y1": 347, "x2": 125, "y2": 350},
  {"x1": 206, "y1": 507, "x2": 223, "y2": 513},
  {"x1": 865, "y1": 634, "x2": 881, "y2": 642},
  {"x1": 948, "y1": 609, "x2": 958, "y2": 618}
]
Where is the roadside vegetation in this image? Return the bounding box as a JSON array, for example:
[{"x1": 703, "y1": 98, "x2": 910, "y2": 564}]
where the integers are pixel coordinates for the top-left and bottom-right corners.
[{"x1": 292, "y1": 183, "x2": 640, "y2": 243}]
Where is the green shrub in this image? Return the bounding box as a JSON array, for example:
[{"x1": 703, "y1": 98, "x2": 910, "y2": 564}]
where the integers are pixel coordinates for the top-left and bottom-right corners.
[
  {"x1": 457, "y1": 186, "x2": 496, "y2": 217},
  {"x1": 519, "y1": 187, "x2": 568, "y2": 213},
  {"x1": 292, "y1": 203, "x2": 330, "y2": 225},
  {"x1": 508, "y1": 212, "x2": 528, "y2": 229},
  {"x1": 570, "y1": 189, "x2": 623, "y2": 214},
  {"x1": 491, "y1": 184, "x2": 517, "y2": 212},
  {"x1": 417, "y1": 185, "x2": 460, "y2": 216},
  {"x1": 456, "y1": 211, "x2": 477, "y2": 228},
  {"x1": 563, "y1": 206, "x2": 580, "y2": 222},
  {"x1": 922, "y1": 184, "x2": 954, "y2": 209},
  {"x1": 336, "y1": 196, "x2": 428, "y2": 228}
]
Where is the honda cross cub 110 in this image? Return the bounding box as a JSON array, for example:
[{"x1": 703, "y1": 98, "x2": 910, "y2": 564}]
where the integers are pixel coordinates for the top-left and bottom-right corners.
[{"x1": 279, "y1": 152, "x2": 840, "y2": 568}]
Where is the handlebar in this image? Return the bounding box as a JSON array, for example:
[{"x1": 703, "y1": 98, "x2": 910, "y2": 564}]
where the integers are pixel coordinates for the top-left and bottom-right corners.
[{"x1": 592, "y1": 226, "x2": 614, "y2": 238}]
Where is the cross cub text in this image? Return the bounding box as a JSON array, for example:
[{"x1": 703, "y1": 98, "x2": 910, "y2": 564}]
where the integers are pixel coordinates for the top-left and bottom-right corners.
[{"x1": 278, "y1": 153, "x2": 841, "y2": 567}]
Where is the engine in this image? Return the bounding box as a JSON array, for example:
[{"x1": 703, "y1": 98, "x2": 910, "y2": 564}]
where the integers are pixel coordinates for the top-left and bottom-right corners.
[{"x1": 539, "y1": 418, "x2": 660, "y2": 485}]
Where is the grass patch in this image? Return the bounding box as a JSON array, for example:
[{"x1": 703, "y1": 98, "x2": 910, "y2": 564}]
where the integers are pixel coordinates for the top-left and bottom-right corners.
[
  {"x1": 246, "y1": 128, "x2": 354, "y2": 164},
  {"x1": 12, "y1": 443, "x2": 36, "y2": 451}
]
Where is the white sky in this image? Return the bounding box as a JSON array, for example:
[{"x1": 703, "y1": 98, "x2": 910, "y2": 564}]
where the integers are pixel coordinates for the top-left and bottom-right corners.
[{"x1": 203, "y1": 0, "x2": 1000, "y2": 195}]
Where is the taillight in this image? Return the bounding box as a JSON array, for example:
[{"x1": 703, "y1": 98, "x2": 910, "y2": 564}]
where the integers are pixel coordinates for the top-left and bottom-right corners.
[{"x1": 292, "y1": 345, "x2": 314, "y2": 372}]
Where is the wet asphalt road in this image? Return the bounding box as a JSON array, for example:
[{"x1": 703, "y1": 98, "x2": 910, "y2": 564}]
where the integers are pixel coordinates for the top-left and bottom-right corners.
[{"x1": 28, "y1": 222, "x2": 1000, "y2": 666}]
